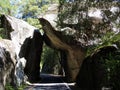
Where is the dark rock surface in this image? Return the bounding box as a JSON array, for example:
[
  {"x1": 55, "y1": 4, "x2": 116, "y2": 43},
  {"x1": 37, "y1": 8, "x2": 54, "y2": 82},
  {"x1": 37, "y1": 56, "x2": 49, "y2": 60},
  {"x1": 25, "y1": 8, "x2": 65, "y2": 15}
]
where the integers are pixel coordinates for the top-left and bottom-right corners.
[
  {"x1": 19, "y1": 30, "x2": 43, "y2": 83},
  {"x1": 76, "y1": 46, "x2": 119, "y2": 90}
]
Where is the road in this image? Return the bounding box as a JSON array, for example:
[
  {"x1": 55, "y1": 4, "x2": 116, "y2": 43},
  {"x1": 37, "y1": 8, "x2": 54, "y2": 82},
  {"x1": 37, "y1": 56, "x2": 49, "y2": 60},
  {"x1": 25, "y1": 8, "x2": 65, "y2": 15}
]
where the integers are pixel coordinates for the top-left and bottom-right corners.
[{"x1": 24, "y1": 74, "x2": 77, "y2": 90}]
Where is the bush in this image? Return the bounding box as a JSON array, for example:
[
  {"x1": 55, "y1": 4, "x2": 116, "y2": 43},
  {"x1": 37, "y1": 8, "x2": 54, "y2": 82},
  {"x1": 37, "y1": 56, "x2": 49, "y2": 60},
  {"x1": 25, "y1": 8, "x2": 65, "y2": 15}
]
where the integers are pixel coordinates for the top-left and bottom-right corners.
[
  {"x1": 41, "y1": 45, "x2": 61, "y2": 74},
  {"x1": 102, "y1": 51, "x2": 120, "y2": 89},
  {"x1": 5, "y1": 83, "x2": 26, "y2": 90}
]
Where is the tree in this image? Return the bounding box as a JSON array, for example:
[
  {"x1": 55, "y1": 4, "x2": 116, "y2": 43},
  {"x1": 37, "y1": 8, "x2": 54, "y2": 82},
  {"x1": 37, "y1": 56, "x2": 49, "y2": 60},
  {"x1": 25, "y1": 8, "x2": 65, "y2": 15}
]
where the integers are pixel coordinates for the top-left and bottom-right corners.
[
  {"x1": 41, "y1": 45, "x2": 61, "y2": 75},
  {"x1": 16, "y1": 0, "x2": 58, "y2": 28},
  {"x1": 57, "y1": 0, "x2": 120, "y2": 54},
  {"x1": 0, "y1": 0, "x2": 19, "y2": 16},
  {"x1": 0, "y1": 0, "x2": 12, "y2": 15},
  {"x1": 0, "y1": 0, "x2": 20, "y2": 38}
]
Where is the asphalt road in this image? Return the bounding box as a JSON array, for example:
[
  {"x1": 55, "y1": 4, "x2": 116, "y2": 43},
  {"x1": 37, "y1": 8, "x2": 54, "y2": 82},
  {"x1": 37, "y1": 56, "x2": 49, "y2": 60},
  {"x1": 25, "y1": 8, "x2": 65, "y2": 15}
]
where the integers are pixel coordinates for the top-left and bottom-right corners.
[{"x1": 24, "y1": 74, "x2": 76, "y2": 90}]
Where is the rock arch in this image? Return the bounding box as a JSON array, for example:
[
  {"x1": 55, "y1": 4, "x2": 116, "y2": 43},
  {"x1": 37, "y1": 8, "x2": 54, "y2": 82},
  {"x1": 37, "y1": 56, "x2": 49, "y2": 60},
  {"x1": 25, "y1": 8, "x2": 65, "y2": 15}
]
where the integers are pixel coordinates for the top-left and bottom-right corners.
[{"x1": 39, "y1": 18, "x2": 86, "y2": 82}]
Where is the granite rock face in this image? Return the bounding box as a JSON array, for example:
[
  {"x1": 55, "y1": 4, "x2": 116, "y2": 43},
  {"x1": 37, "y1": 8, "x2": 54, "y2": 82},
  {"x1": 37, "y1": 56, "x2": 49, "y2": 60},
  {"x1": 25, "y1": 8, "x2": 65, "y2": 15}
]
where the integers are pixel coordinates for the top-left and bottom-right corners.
[
  {"x1": 0, "y1": 15, "x2": 43, "y2": 85},
  {"x1": 0, "y1": 39, "x2": 16, "y2": 90},
  {"x1": 1, "y1": 14, "x2": 35, "y2": 56}
]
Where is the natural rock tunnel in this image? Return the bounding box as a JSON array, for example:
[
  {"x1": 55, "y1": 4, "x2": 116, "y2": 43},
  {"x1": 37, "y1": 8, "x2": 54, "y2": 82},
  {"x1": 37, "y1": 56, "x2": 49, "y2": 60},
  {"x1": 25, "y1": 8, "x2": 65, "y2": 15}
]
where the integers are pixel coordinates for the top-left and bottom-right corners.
[
  {"x1": 0, "y1": 13, "x2": 120, "y2": 90},
  {"x1": 18, "y1": 17, "x2": 86, "y2": 83}
]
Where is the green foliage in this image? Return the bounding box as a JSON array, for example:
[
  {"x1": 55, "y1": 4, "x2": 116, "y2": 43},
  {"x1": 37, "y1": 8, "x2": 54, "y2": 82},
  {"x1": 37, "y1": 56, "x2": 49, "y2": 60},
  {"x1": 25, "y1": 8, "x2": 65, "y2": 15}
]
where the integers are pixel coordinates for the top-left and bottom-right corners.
[
  {"x1": 17, "y1": 84, "x2": 26, "y2": 90},
  {"x1": 5, "y1": 83, "x2": 26, "y2": 90},
  {"x1": 26, "y1": 18, "x2": 41, "y2": 28},
  {"x1": 0, "y1": 0, "x2": 12, "y2": 15},
  {"x1": 58, "y1": 0, "x2": 120, "y2": 57},
  {"x1": 101, "y1": 52, "x2": 120, "y2": 89},
  {"x1": 87, "y1": 32, "x2": 120, "y2": 56},
  {"x1": 41, "y1": 44, "x2": 61, "y2": 74},
  {"x1": 101, "y1": 33, "x2": 120, "y2": 46},
  {"x1": 20, "y1": 0, "x2": 40, "y2": 17},
  {"x1": 0, "y1": 28, "x2": 7, "y2": 39},
  {"x1": 5, "y1": 83, "x2": 14, "y2": 90},
  {"x1": 19, "y1": 0, "x2": 58, "y2": 28},
  {"x1": 40, "y1": 4, "x2": 49, "y2": 13},
  {"x1": 20, "y1": 0, "x2": 58, "y2": 18},
  {"x1": 0, "y1": 0, "x2": 18, "y2": 16},
  {"x1": 58, "y1": 0, "x2": 120, "y2": 46}
]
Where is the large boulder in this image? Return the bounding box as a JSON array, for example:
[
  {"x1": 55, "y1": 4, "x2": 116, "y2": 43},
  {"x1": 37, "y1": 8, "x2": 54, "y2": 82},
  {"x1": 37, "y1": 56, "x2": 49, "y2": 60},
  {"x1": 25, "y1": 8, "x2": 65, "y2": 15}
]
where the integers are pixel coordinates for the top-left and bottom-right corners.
[
  {"x1": 19, "y1": 30, "x2": 43, "y2": 83},
  {"x1": 0, "y1": 15, "x2": 43, "y2": 84},
  {"x1": 76, "y1": 46, "x2": 120, "y2": 90},
  {"x1": 0, "y1": 14, "x2": 35, "y2": 56},
  {"x1": 0, "y1": 39, "x2": 16, "y2": 90}
]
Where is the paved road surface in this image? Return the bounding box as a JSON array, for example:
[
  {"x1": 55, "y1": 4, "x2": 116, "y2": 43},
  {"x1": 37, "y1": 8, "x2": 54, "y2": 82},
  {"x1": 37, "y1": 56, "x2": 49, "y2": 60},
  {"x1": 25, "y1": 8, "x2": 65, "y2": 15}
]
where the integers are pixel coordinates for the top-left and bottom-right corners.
[
  {"x1": 24, "y1": 74, "x2": 76, "y2": 90},
  {"x1": 24, "y1": 83, "x2": 73, "y2": 90}
]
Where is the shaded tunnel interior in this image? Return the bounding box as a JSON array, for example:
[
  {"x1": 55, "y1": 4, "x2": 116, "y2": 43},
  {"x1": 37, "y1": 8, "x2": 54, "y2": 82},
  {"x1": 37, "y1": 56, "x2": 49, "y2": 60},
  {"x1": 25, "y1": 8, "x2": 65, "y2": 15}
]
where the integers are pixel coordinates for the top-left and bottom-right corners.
[{"x1": 41, "y1": 44, "x2": 64, "y2": 75}]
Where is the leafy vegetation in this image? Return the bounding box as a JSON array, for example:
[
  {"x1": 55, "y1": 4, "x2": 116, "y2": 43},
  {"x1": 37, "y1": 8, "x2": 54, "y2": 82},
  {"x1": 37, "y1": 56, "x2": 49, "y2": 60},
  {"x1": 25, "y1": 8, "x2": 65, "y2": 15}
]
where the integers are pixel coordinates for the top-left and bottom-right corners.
[
  {"x1": 58, "y1": 0, "x2": 120, "y2": 53},
  {"x1": 18, "y1": 0, "x2": 58, "y2": 28},
  {"x1": 41, "y1": 44, "x2": 61, "y2": 74},
  {"x1": 101, "y1": 52, "x2": 120, "y2": 89},
  {"x1": 0, "y1": 28, "x2": 6, "y2": 39},
  {"x1": 87, "y1": 32, "x2": 120, "y2": 56},
  {"x1": 5, "y1": 83, "x2": 26, "y2": 90}
]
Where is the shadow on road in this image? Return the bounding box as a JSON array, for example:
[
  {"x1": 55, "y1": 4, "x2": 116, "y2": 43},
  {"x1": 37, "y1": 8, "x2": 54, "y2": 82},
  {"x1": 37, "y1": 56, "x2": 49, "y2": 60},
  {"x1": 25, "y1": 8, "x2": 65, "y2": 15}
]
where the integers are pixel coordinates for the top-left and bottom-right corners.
[{"x1": 24, "y1": 73, "x2": 82, "y2": 90}]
